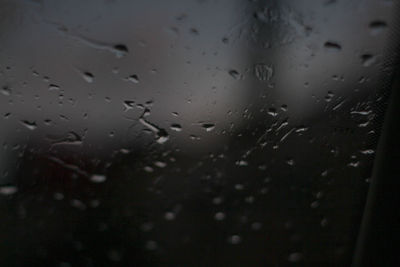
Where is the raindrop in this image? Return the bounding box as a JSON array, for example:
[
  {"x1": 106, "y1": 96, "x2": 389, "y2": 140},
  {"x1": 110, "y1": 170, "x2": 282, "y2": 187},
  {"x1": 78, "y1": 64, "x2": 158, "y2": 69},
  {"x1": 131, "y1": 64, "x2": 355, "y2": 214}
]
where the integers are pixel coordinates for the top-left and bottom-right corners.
[
  {"x1": 214, "y1": 212, "x2": 225, "y2": 221},
  {"x1": 123, "y1": 100, "x2": 135, "y2": 110},
  {"x1": 144, "y1": 166, "x2": 154, "y2": 173},
  {"x1": 1, "y1": 86, "x2": 11, "y2": 96},
  {"x1": 21, "y1": 120, "x2": 37, "y2": 130},
  {"x1": 360, "y1": 149, "x2": 375, "y2": 155},
  {"x1": 228, "y1": 235, "x2": 241, "y2": 245},
  {"x1": 228, "y1": 69, "x2": 241, "y2": 80},
  {"x1": 202, "y1": 123, "x2": 215, "y2": 132},
  {"x1": 267, "y1": 108, "x2": 277, "y2": 117},
  {"x1": 48, "y1": 84, "x2": 60, "y2": 91},
  {"x1": 369, "y1": 20, "x2": 387, "y2": 35},
  {"x1": 286, "y1": 158, "x2": 295, "y2": 166},
  {"x1": 170, "y1": 124, "x2": 182, "y2": 132},
  {"x1": 324, "y1": 41, "x2": 341, "y2": 52},
  {"x1": 113, "y1": 44, "x2": 129, "y2": 58},
  {"x1": 156, "y1": 130, "x2": 169, "y2": 144},
  {"x1": 361, "y1": 54, "x2": 375, "y2": 67},
  {"x1": 165, "y1": 212, "x2": 175, "y2": 221},
  {"x1": 236, "y1": 160, "x2": 248, "y2": 166},
  {"x1": 0, "y1": 185, "x2": 18, "y2": 195},
  {"x1": 90, "y1": 174, "x2": 106, "y2": 183},
  {"x1": 154, "y1": 161, "x2": 167, "y2": 168},
  {"x1": 127, "y1": 74, "x2": 139, "y2": 84},
  {"x1": 82, "y1": 72, "x2": 94, "y2": 83}
]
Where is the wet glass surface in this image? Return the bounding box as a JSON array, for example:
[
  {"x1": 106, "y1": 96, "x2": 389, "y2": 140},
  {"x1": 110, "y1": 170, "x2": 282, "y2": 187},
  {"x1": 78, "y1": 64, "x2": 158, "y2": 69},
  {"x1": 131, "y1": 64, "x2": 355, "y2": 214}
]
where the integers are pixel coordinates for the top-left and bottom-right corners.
[{"x1": 0, "y1": 0, "x2": 398, "y2": 266}]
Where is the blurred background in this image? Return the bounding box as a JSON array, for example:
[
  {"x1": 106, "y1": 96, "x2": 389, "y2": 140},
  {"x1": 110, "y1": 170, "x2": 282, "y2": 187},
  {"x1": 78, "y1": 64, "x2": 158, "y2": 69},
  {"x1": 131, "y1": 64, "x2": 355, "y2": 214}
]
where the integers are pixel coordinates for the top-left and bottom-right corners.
[{"x1": 0, "y1": 0, "x2": 398, "y2": 266}]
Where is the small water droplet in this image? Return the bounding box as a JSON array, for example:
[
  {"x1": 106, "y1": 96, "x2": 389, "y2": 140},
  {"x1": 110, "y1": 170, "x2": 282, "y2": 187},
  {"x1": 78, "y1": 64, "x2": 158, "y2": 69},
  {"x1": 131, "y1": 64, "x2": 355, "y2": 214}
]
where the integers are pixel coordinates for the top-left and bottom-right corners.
[
  {"x1": 21, "y1": 120, "x2": 37, "y2": 130},
  {"x1": 236, "y1": 160, "x2": 248, "y2": 166},
  {"x1": 170, "y1": 124, "x2": 182, "y2": 132},
  {"x1": 286, "y1": 158, "x2": 295, "y2": 166},
  {"x1": 369, "y1": 20, "x2": 387, "y2": 35},
  {"x1": 228, "y1": 69, "x2": 241, "y2": 80},
  {"x1": 228, "y1": 235, "x2": 241, "y2": 245},
  {"x1": 127, "y1": 74, "x2": 139, "y2": 84},
  {"x1": 215, "y1": 212, "x2": 225, "y2": 221},
  {"x1": 48, "y1": 84, "x2": 60, "y2": 91},
  {"x1": 82, "y1": 72, "x2": 94, "y2": 83},
  {"x1": 1, "y1": 86, "x2": 11, "y2": 96},
  {"x1": 165, "y1": 212, "x2": 175, "y2": 221},
  {"x1": 267, "y1": 108, "x2": 277, "y2": 117},
  {"x1": 361, "y1": 54, "x2": 375, "y2": 67},
  {"x1": 154, "y1": 161, "x2": 167, "y2": 168},
  {"x1": 90, "y1": 174, "x2": 106, "y2": 183},
  {"x1": 202, "y1": 123, "x2": 215, "y2": 132},
  {"x1": 324, "y1": 41, "x2": 341, "y2": 52},
  {"x1": 113, "y1": 44, "x2": 129, "y2": 58}
]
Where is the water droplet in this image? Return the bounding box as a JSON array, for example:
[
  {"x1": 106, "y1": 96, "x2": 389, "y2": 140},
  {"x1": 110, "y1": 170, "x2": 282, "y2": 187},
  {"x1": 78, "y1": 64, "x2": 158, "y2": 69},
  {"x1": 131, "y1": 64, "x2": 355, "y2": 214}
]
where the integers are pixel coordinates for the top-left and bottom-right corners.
[
  {"x1": 48, "y1": 84, "x2": 60, "y2": 91},
  {"x1": 154, "y1": 161, "x2": 167, "y2": 168},
  {"x1": 144, "y1": 166, "x2": 154, "y2": 173},
  {"x1": 123, "y1": 100, "x2": 135, "y2": 110},
  {"x1": 369, "y1": 20, "x2": 387, "y2": 35},
  {"x1": 235, "y1": 184, "x2": 244, "y2": 190},
  {"x1": 1, "y1": 86, "x2": 11, "y2": 96},
  {"x1": 228, "y1": 235, "x2": 241, "y2": 245},
  {"x1": 82, "y1": 72, "x2": 94, "y2": 83},
  {"x1": 170, "y1": 124, "x2": 182, "y2": 132},
  {"x1": 127, "y1": 74, "x2": 139, "y2": 84},
  {"x1": 267, "y1": 108, "x2": 277, "y2": 117},
  {"x1": 360, "y1": 149, "x2": 375, "y2": 155},
  {"x1": 90, "y1": 174, "x2": 106, "y2": 183},
  {"x1": 21, "y1": 120, "x2": 37, "y2": 130},
  {"x1": 361, "y1": 54, "x2": 375, "y2": 67},
  {"x1": 228, "y1": 69, "x2": 241, "y2": 80},
  {"x1": 286, "y1": 158, "x2": 295, "y2": 166},
  {"x1": 348, "y1": 161, "x2": 360, "y2": 167},
  {"x1": 214, "y1": 212, "x2": 225, "y2": 221},
  {"x1": 113, "y1": 44, "x2": 129, "y2": 58},
  {"x1": 236, "y1": 160, "x2": 248, "y2": 166},
  {"x1": 0, "y1": 185, "x2": 18, "y2": 195},
  {"x1": 156, "y1": 131, "x2": 169, "y2": 144},
  {"x1": 165, "y1": 212, "x2": 175, "y2": 221},
  {"x1": 324, "y1": 41, "x2": 341, "y2": 52},
  {"x1": 202, "y1": 123, "x2": 215, "y2": 132}
]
